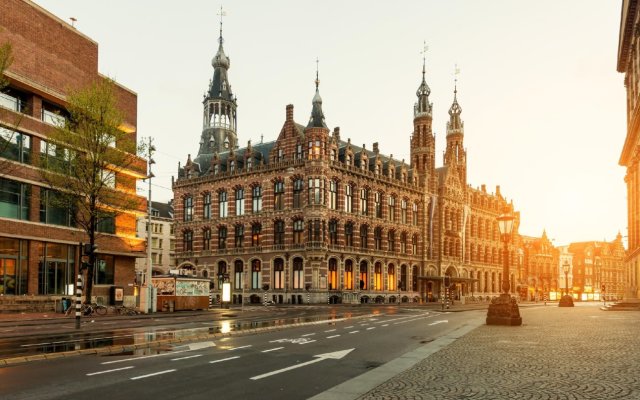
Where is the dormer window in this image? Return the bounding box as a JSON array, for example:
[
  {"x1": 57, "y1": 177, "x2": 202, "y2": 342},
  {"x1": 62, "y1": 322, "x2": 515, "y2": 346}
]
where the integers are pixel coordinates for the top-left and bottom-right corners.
[
  {"x1": 230, "y1": 160, "x2": 235, "y2": 173},
  {"x1": 346, "y1": 154, "x2": 352, "y2": 166}
]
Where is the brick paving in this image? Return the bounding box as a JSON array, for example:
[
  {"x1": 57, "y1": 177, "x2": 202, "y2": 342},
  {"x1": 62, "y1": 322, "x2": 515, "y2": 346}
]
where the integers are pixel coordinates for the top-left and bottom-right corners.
[{"x1": 357, "y1": 304, "x2": 640, "y2": 400}]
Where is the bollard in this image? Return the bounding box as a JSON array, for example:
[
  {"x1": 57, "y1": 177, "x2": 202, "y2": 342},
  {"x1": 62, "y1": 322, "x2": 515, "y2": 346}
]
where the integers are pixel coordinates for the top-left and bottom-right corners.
[{"x1": 75, "y1": 273, "x2": 83, "y2": 329}]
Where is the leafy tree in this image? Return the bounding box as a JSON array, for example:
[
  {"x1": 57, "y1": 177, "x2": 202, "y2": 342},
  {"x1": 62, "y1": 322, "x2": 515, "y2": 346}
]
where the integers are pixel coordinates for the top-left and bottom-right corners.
[
  {"x1": 0, "y1": 41, "x2": 12, "y2": 89},
  {"x1": 39, "y1": 79, "x2": 143, "y2": 302}
]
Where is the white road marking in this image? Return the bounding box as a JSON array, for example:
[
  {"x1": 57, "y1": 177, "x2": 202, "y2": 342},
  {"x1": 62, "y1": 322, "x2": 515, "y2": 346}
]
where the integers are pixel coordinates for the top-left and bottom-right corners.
[
  {"x1": 326, "y1": 335, "x2": 340, "y2": 339},
  {"x1": 344, "y1": 326, "x2": 354, "y2": 329},
  {"x1": 348, "y1": 330, "x2": 359, "y2": 334},
  {"x1": 299, "y1": 340, "x2": 316, "y2": 345},
  {"x1": 228, "y1": 345, "x2": 252, "y2": 351},
  {"x1": 86, "y1": 366, "x2": 134, "y2": 376},
  {"x1": 102, "y1": 349, "x2": 191, "y2": 365},
  {"x1": 428, "y1": 320, "x2": 448, "y2": 326},
  {"x1": 262, "y1": 347, "x2": 284, "y2": 353},
  {"x1": 301, "y1": 333, "x2": 316, "y2": 337},
  {"x1": 366, "y1": 327, "x2": 375, "y2": 330},
  {"x1": 250, "y1": 349, "x2": 354, "y2": 381},
  {"x1": 171, "y1": 354, "x2": 203, "y2": 361},
  {"x1": 209, "y1": 356, "x2": 240, "y2": 364},
  {"x1": 188, "y1": 341, "x2": 215, "y2": 351},
  {"x1": 381, "y1": 324, "x2": 389, "y2": 327},
  {"x1": 130, "y1": 369, "x2": 176, "y2": 380},
  {"x1": 324, "y1": 329, "x2": 336, "y2": 333}
]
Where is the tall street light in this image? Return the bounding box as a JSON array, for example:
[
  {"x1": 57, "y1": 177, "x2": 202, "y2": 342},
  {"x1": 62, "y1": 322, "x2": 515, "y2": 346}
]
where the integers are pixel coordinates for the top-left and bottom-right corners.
[
  {"x1": 486, "y1": 212, "x2": 522, "y2": 326},
  {"x1": 559, "y1": 260, "x2": 574, "y2": 307}
]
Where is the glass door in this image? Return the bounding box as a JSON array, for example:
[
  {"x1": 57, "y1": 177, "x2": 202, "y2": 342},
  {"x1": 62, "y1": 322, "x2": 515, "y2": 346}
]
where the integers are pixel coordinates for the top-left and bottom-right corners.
[{"x1": 0, "y1": 259, "x2": 17, "y2": 295}]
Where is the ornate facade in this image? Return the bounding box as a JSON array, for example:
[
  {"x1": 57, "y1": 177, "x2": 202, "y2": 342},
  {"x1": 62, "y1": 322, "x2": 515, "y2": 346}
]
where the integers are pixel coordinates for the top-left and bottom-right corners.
[
  {"x1": 172, "y1": 29, "x2": 520, "y2": 304},
  {"x1": 618, "y1": 0, "x2": 640, "y2": 299}
]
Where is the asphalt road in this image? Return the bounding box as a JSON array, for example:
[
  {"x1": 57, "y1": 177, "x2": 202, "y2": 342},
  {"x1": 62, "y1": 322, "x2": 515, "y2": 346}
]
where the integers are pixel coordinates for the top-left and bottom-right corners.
[{"x1": 0, "y1": 307, "x2": 484, "y2": 400}]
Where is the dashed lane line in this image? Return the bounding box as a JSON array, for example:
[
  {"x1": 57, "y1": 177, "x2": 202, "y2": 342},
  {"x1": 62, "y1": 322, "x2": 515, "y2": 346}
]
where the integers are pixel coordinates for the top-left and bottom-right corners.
[
  {"x1": 86, "y1": 366, "x2": 134, "y2": 376},
  {"x1": 262, "y1": 347, "x2": 284, "y2": 353},
  {"x1": 130, "y1": 369, "x2": 176, "y2": 380},
  {"x1": 344, "y1": 326, "x2": 354, "y2": 329},
  {"x1": 209, "y1": 356, "x2": 240, "y2": 364},
  {"x1": 171, "y1": 354, "x2": 203, "y2": 361},
  {"x1": 227, "y1": 345, "x2": 252, "y2": 351},
  {"x1": 301, "y1": 333, "x2": 316, "y2": 337},
  {"x1": 366, "y1": 327, "x2": 375, "y2": 331},
  {"x1": 102, "y1": 349, "x2": 192, "y2": 365},
  {"x1": 326, "y1": 335, "x2": 340, "y2": 339},
  {"x1": 324, "y1": 329, "x2": 336, "y2": 333},
  {"x1": 348, "y1": 331, "x2": 359, "y2": 334},
  {"x1": 299, "y1": 340, "x2": 317, "y2": 345}
]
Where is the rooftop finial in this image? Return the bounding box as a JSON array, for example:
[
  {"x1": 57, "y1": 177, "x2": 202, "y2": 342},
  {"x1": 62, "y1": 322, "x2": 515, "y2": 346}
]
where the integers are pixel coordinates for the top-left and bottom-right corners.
[
  {"x1": 454, "y1": 64, "x2": 460, "y2": 96},
  {"x1": 420, "y1": 41, "x2": 428, "y2": 78},
  {"x1": 217, "y1": 5, "x2": 226, "y2": 45},
  {"x1": 315, "y1": 57, "x2": 320, "y2": 89}
]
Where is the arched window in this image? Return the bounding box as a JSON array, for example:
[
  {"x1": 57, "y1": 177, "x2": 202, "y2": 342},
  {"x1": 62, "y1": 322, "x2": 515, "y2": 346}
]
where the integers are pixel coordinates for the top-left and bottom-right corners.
[
  {"x1": 344, "y1": 259, "x2": 354, "y2": 290},
  {"x1": 251, "y1": 259, "x2": 261, "y2": 289},
  {"x1": 374, "y1": 262, "x2": 383, "y2": 291},
  {"x1": 293, "y1": 257, "x2": 304, "y2": 289},
  {"x1": 328, "y1": 258, "x2": 338, "y2": 290},
  {"x1": 234, "y1": 260, "x2": 243, "y2": 290},
  {"x1": 359, "y1": 260, "x2": 368, "y2": 290},
  {"x1": 388, "y1": 264, "x2": 396, "y2": 291},
  {"x1": 273, "y1": 258, "x2": 284, "y2": 289}
]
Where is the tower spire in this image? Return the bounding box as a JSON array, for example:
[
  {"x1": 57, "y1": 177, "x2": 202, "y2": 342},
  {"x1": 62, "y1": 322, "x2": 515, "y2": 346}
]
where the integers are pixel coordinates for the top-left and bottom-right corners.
[
  {"x1": 414, "y1": 41, "x2": 432, "y2": 118},
  {"x1": 447, "y1": 65, "x2": 463, "y2": 135},
  {"x1": 196, "y1": 7, "x2": 238, "y2": 160},
  {"x1": 307, "y1": 58, "x2": 327, "y2": 129}
]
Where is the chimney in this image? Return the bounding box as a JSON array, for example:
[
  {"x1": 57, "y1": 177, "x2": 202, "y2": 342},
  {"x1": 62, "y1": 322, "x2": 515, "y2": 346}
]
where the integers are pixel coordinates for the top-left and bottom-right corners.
[
  {"x1": 286, "y1": 104, "x2": 293, "y2": 122},
  {"x1": 496, "y1": 185, "x2": 501, "y2": 197},
  {"x1": 373, "y1": 142, "x2": 379, "y2": 154},
  {"x1": 481, "y1": 184, "x2": 486, "y2": 192}
]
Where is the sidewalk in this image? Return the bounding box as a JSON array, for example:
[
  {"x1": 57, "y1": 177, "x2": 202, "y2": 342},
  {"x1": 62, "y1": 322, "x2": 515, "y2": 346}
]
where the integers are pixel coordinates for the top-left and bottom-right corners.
[{"x1": 314, "y1": 303, "x2": 640, "y2": 399}]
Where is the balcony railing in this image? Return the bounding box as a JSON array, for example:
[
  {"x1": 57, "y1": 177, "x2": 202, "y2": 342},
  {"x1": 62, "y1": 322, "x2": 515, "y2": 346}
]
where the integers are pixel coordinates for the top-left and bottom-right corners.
[
  {"x1": 41, "y1": 109, "x2": 65, "y2": 127},
  {"x1": 0, "y1": 92, "x2": 23, "y2": 113}
]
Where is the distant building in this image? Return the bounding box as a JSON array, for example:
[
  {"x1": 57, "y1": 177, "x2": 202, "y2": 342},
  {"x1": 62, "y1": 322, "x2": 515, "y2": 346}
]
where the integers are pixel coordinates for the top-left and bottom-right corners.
[
  {"x1": 556, "y1": 246, "x2": 574, "y2": 297},
  {"x1": 172, "y1": 26, "x2": 519, "y2": 305},
  {"x1": 0, "y1": 0, "x2": 146, "y2": 306},
  {"x1": 569, "y1": 234, "x2": 626, "y2": 301},
  {"x1": 617, "y1": 0, "x2": 639, "y2": 298},
  {"x1": 521, "y1": 231, "x2": 557, "y2": 301},
  {"x1": 135, "y1": 201, "x2": 175, "y2": 280}
]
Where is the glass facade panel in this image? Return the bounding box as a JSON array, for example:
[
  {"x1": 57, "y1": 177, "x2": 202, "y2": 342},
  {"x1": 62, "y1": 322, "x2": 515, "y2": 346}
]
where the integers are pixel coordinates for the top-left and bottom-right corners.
[
  {"x1": 0, "y1": 127, "x2": 31, "y2": 164},
  {"x1": 0, "y1": 177, "x2": 30, "y2": 220},
  {"x1": 38, "y1": 242, "x2": 76, "y2": 295},
  {"x1": 0, "y1": 237, "x2": 28, "y2": 295}
]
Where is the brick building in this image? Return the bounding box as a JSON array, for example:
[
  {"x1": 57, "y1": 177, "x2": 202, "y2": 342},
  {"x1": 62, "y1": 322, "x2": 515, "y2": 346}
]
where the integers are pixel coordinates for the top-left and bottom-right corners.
[
  {"x1": 569, "y1": 234, "x2": 626, "y2": 301},
  {"x1": 0, "y1": 0, "x2": 146, "y2": 307},
  {"x1": 173, "y1": 28, "x2": 520, "y2": 304},
  {"x1": 618, "y1": 0, "x2": 640, "y2": 299},
  {"x1": 521, "y1": 231, "x2": 558, "y2": 301}
]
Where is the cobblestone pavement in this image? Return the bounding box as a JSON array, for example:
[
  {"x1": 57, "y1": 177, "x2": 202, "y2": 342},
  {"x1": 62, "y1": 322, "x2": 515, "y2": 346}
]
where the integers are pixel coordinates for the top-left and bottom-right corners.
[{"x1": 358, "y1": 304, "x2": 640, "y2": 400}]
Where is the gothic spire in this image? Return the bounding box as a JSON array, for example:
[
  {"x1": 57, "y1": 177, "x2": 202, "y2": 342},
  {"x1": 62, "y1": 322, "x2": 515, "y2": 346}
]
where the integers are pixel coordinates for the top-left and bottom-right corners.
[
  {"x1": 307, "y1": 58, "x2": 328, "y2": 129},
  {"x1": 208, "y1": 5, "x2": 232, "y2": 101},
  {"x1": 446, "y1": 79, "x2": 463, "y2": 135},
  {"x1": 414, "y1": 42, "x2": 432, "y2": 118}
]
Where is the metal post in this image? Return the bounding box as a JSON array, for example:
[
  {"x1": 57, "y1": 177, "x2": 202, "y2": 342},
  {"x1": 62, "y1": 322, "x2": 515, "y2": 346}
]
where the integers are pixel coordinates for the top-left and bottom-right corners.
[
  {"x1": 75, "y1": 272, "x2": 83, "y2": 329},
  {"x1": 146, "y1": 137, "x2": 155, "y2": 313},
  {"x1": 241, "y1": 269, "x2": 246, "y2": 312}
]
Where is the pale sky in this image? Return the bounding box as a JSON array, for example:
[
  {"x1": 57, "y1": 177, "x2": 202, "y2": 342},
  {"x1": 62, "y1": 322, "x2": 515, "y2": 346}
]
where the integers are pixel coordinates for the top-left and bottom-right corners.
[{"x1": 34, "y1": 0, "x2": 626, "y2": 247}]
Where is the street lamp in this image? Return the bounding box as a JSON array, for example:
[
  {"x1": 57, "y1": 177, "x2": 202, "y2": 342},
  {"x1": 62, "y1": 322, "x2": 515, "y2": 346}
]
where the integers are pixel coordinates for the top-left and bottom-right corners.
[
  {"x1": 559, "y1": 260, "x2": 574, "y2": 307},
  {"x1": 486, "y1": 212, "x2": 522, "y2": 326}
]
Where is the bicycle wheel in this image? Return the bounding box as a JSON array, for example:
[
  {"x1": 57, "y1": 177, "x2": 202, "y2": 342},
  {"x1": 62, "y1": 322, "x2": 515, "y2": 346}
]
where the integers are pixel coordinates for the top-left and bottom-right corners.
[{"x1": 94, "y1": 305, "x2": 107, "y2": 315}]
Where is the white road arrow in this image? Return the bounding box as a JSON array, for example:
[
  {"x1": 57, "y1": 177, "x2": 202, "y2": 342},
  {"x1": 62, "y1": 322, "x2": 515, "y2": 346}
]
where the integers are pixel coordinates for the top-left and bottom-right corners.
[
  {"x1": 428, "y1": 320, "x2": 448, "y2": 326},
  {"x1": 249, "y1": 348, "x2": 355, "y2": 381}
]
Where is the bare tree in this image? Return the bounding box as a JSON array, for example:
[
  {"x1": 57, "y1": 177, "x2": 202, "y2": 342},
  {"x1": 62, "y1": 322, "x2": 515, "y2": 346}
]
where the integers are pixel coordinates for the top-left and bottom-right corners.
[{"x1": 39, "y1": 79, "x2": 144, "y2": 302}]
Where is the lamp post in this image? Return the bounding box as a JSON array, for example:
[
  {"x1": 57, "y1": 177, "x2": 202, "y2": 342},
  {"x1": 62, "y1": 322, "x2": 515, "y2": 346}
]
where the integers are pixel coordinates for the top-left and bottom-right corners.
[
  {"x1": 486, "y1": 212, "x2": 522, "y2": 326},
  {"x1": 559, "y1": 260, "x2": 574, "y2": 307}
]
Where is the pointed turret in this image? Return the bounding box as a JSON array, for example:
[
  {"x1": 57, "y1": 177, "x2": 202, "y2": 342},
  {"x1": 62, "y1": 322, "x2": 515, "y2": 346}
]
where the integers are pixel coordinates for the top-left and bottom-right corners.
[
  {"x1": 414, "y1": 57, "x2": 433, "y2": 118},
  {"x1": 197, "y1": 11, "x2": 238, "y2": 164},
  {"x1": 444, "y1": 80, "x2": 467, "y2": 186},
  {"x1": 446, "y1": 85, "x2": 464, "y2": 135},
  {"x1": 307, "y1": 63, "x2": 328, "y2": 129},
  {"x1": 410, "y1": 46, "x2": 436, "y2": 189}
]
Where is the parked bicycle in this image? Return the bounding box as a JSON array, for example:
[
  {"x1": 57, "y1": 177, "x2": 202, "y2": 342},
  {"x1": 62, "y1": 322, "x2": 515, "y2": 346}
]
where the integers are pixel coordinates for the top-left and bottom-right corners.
[{"x1": 65, "y1": 302, "x2": 107, "y2": 316}]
